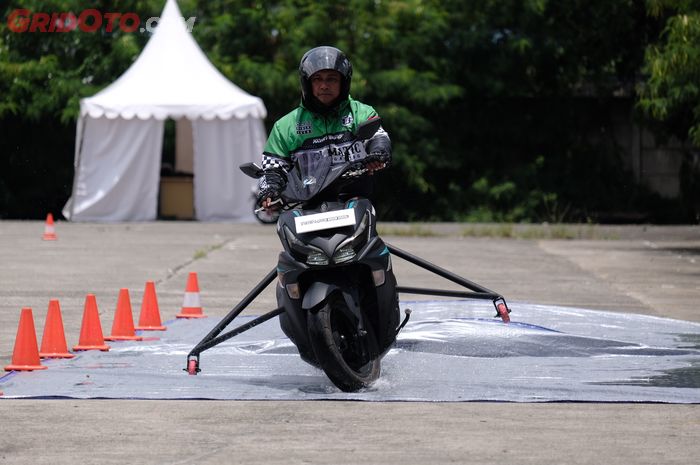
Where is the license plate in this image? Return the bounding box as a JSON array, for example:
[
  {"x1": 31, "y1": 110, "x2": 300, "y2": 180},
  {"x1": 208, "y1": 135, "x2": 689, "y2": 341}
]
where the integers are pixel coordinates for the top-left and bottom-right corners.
[{"x1": 294, "y1": 208, "x2": 356, "y2": 233}]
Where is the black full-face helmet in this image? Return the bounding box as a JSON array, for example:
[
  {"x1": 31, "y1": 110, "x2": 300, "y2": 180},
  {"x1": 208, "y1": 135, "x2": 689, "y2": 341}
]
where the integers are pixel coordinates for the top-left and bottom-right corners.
[{"x1": 299, "y1": 46, "x2": 352, "y2": 113}]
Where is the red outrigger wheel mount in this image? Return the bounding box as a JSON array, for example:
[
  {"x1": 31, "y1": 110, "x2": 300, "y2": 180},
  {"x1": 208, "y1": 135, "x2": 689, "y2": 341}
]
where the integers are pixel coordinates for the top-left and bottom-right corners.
[
  {"x1": 495, "y1": 300, "x2": 511, "y2": 323},
  {"x1": 186, "y1": 357, "x2": 199, "y2": 375}
]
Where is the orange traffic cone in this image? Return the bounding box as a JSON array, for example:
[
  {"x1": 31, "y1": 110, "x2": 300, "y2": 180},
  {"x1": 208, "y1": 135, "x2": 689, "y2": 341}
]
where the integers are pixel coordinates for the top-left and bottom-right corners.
[
  {"x1": 176, "y1": 272, "x2": 206, "y2": 318},
  {"x1": 136, "y1": 281, "x2": 166, "y2": 331},
  {"x1": 73, "y1": 294, "x2": 110, "y2": 351},
  {"x1": 42, "y1": 213, "x2": 57, "y2": 241},
  {"x1": 39, "y1": 299, "x2": 74, "y2": 359},
  {"x1": 105, "y1": 288, "x2": 143, "y2": 341},
  {"x1": 4, "y1": 308, "x2": 47, "y2": 371}
]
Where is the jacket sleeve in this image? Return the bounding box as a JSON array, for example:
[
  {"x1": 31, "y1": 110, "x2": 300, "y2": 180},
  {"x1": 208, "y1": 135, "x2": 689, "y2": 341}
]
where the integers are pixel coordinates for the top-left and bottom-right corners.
[
  {"x1": 261, "y1": 120, "x2": 293, "y2": 173},
  {"x1": 258, "y1": 121, "x2": 292, "y2": 195},
  {"x1": 365, "y1": 125, "x2": 391, "y2": 159},
  {"x1": 261, "y1": 153, "x2": 292, "y2": 172},
  {"x1": 355, "y1": 102, "x2": 391, "y2": 160}
]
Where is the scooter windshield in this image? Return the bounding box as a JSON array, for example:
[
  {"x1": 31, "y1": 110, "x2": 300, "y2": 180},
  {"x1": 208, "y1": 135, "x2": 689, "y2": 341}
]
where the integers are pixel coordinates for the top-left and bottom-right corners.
[{"x1": 284, "y1": 151, "x2": 349, "y2": 203}]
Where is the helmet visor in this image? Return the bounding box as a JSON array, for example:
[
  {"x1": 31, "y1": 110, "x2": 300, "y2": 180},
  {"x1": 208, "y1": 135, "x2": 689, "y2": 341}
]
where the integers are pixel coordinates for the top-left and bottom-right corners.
[{"x1": 300, "y1": 47, "x2": 351, "y2": 79}]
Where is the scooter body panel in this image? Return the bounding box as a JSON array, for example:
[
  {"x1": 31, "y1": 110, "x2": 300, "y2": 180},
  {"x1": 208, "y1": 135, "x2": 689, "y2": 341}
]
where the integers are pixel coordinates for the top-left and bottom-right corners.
[{"x1": 275, "y1": 199, "x2": 400, "y2": 365}]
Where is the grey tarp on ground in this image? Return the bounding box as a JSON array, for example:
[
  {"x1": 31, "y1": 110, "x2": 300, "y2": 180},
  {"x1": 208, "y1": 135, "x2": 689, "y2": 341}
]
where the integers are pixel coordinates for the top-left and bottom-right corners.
[{"x1": 2, "y1": 301, "x2": 699, "y2": 402}]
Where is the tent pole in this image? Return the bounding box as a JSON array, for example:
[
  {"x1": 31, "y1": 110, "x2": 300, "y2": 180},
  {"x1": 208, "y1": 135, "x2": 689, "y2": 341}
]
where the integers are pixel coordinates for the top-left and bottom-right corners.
[{"x1": 67, "y1": 114, "x2": 87, "y2": 220}]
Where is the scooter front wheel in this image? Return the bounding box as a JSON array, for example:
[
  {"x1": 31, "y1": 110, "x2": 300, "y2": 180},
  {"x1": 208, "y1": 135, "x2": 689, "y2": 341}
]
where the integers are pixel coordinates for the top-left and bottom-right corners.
[{"x1": 307, "y1": 294, "x2": 380, "y2": 392}]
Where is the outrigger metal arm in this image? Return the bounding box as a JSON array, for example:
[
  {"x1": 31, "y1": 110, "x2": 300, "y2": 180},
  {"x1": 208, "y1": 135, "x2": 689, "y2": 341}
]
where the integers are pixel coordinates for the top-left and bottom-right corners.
[
  {"x1": 185, "y1": 244, "x2": 511, "y2": 375},
  {"x1": 186, "y1": 267, "x2": 280, "y2": 375},
  {"x1": 385, "y1": 244, "x2": 511, "y2": 323}
]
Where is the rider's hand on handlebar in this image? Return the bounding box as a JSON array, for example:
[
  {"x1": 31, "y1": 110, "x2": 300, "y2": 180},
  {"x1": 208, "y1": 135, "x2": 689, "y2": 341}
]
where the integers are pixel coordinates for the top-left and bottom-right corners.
[
  {"x1": 257, "y1": 168, "x2": 287, "y2": 209},
  {"x1": 364, "y1": 152, "x2": 390, "y2": 175},
  {"x1": 365, "y1": 160, "x2": 385, "y2": 175},
  {"x1": 256, "y1": 189, "x2": 281, "y2": 210},
  {"x1": 260, "y1": 196, "x2": 281, "y2": 210}
]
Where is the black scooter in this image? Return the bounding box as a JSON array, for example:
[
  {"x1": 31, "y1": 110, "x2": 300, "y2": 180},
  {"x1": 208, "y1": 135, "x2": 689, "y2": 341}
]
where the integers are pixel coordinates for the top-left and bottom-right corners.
[{"x1": 186, "y1": 119, "x2": 511, "y2": 392}]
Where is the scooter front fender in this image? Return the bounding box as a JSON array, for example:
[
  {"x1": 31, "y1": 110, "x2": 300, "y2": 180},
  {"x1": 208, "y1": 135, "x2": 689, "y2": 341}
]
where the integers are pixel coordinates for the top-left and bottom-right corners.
[{"x1": 302, "y1": 281, "x2": 340, "y2": 311}]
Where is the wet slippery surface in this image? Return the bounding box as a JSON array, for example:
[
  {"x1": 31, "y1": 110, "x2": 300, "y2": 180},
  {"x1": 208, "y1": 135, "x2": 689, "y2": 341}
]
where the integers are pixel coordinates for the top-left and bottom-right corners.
[{"x1": 1, "y1": 301, "x2": 699, "y2": 402}]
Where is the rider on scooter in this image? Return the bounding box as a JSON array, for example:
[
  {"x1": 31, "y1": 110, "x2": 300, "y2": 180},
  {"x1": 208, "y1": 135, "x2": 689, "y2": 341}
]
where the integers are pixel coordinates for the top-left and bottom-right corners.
[{"x1": 257, "y1": 46, "x2": 392, "y2": 210}]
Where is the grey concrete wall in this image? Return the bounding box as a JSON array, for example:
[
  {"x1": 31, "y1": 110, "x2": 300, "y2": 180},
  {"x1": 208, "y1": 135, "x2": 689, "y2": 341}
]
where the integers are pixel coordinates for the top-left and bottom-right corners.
[{"x1": 613, "y1": 99, "x2": 688, "y2": 199}]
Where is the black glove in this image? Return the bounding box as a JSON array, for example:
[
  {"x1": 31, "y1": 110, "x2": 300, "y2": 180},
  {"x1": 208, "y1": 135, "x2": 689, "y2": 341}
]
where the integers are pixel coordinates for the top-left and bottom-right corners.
[
  {"x1": 256, "y1": 169, "x2": 287, "y2": 207},
  {"x1": 365, "y1": 151, "x2": 391, "y2": 168}
]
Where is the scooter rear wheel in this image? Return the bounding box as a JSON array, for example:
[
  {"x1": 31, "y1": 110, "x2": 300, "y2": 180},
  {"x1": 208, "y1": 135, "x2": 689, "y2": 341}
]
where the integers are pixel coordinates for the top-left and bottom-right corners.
[{"x1": 307, "y1": 294, "x2": 380, "y2": 392}]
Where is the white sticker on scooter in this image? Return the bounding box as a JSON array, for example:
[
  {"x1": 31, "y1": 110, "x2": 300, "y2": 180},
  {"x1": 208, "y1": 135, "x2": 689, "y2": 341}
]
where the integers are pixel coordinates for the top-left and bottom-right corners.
[{"x1": 294, "y1": 208, "x2": 356, "y2": 233}]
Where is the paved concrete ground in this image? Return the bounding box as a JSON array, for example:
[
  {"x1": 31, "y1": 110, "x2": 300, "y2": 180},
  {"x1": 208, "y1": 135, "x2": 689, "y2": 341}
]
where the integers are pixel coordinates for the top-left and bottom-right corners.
[{"x1": 0, "y1": 221, "x2": 699, "y2": 464}]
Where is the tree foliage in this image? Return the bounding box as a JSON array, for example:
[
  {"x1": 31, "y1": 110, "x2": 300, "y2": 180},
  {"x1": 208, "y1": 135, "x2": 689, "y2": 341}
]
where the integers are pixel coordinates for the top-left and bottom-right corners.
[
  {"x1": 0, "y1": 1, "x2": 165, "y2": 217},
  {"x1": 638, "y1": 0, "x2": 700, "y2": 144},
  {"x1": 1, "y1": 1, "x2": 163, "y2": 122},
  {"x1": 637, "y1": 0, "x2": 700, "y2": 220},
  {"x1": 0, "y1": 0, "x2": 693, "y2": 221}
]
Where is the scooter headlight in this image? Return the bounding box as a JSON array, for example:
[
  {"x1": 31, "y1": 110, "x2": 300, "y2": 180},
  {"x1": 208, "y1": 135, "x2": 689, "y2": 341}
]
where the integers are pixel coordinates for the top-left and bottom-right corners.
[
  {"x1": 283, "y1": 225, "x2": 329, "y2": 266},
  {"x1": 332, "y1": 212, "x2": 370, "y2": 263},
  {"x1": 332, "y1": 245, "x2": 356, "y2": 263},
  {"x1": 306, "y1": 251, "x2": 330, "y2": 266}
]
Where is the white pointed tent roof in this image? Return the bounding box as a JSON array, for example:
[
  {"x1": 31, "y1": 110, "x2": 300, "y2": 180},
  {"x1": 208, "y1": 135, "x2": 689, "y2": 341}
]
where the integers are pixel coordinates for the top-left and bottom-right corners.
[{"x1": 80, "y1": 0, "x2": 266, "y2": 120}]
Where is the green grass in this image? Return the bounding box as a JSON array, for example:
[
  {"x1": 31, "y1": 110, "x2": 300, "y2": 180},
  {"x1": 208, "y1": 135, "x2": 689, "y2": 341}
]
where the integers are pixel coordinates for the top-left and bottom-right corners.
[
  {"x1": 192, "y1": 242, "x2": 225, "y2": 260},
  {"x1": 378, "y1": 223, "x2": 620, "y2": 240},
  {"x1": 377, "y1": 225, "x2": 444, "y2": 237},
  {"x1": 460, "y1": 224, "x2": 516, "y2": 238},
  {"x1": 462, "y1": 224, "x2": 620, "y2": 239}
]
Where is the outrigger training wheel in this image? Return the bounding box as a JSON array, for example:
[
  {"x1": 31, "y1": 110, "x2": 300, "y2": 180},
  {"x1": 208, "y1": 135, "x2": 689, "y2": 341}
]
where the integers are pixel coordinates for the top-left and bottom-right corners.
[
  {"x1": 187, "y1": 359, "x2": 199, "y2": 375},
  {"x1": 496, "y1": 302, "x2": 510, "y2": 324}
]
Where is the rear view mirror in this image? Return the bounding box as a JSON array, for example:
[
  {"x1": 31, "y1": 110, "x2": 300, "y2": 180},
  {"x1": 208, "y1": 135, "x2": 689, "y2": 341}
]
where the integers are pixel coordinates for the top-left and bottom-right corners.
[
  {"x1": 356, "y1": 117, "x2": 382, "y2": 141},
  {"x1": 239, "y1": 162, "x2": 264, "y2": 179}
]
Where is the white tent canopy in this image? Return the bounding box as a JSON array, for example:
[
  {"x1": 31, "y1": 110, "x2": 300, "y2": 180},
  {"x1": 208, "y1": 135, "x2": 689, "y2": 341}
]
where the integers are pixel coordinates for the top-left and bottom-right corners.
[{"x1": 63, "y1": 0, "x2": 267, "y2": 222}]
